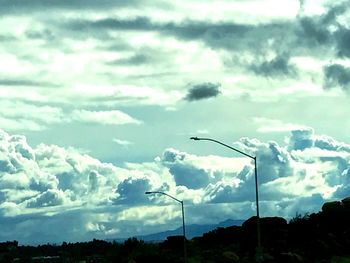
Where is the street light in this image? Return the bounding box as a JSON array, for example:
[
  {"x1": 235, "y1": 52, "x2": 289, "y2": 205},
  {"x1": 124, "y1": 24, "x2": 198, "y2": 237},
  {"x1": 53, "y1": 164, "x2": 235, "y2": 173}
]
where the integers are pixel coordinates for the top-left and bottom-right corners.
[
  {"x1": 145, "y1": 191, "x2": 187, "y2": 263},
  {"x1": 190, "y1": 136, "x2": 262, "y2": 258}
]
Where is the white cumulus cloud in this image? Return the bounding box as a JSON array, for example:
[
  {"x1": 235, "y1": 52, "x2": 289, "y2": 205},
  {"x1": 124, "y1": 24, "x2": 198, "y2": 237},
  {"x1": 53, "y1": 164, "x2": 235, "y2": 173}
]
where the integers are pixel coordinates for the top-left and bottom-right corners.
[
  {"x1": 0, "y1": 128, "x2": 349, "y2": 244},
  {"x1": 70, "y1": 109, "x2": 141, "y2": 125}
]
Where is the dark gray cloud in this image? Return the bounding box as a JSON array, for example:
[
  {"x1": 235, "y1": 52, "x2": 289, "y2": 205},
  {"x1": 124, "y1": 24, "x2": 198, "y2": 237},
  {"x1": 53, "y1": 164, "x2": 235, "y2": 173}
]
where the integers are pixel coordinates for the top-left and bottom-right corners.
[
  {"x1": 69, "y1": 17, "x2": 251, "y2": 37},
  {"x1": 60, "y1": 13, "x2": 328, "y2": 56},
  {"x1": 25, "y1": 29, "x2": 55, "y2": 41},
  {"x1": 297, "y1": 18, "x2": 331, "y2": 47},
  {"x1": 67, "y1": 17, "x2": 156, "y2": 32},
  {"x1": 103, "y1": 40, "x2": 132, "y2": 52},
  {"x1": 0, "y1": 0, "x2": 143, "y2": 14},
  {"x1": 56, "y1": 8, "x2": 341, "y2": 73},
  {"x1": 0, "y1": 78, "x2": 58, "y2": 87},
  {"x1": 208, "y1": 182, "x2": 246, "y2": 203},
  {"x1": 167, "y1": 20, "x2": 252, "y2": 45},
  {"x1": 257, "y1": 141, "x2": 292, "y2": 183},
  {"x1": 204, "y1": 2, "x2": 348, "y2": 58},
  {"x1": 235, "y1": 138, "x2": 292, "y2": 185},
  {"x1": 296, "y1": 3, "x2": 347, "y2": 47},
  {"x1": 0, "y1": 34, "x2": 17, "y2": 41},
  {"x1": 62, "y1": 17, "x2": 258, "y2": 51},
  {"x1": 114, "y1": 178, "x2": 151, "y2": 204},
  {"x1": 336, "y1": 29, "x2": 350, "y2": 58},
  {"x1": 0, "y1": 159, "x2": 15, "y2": 173},
  {"x1": 288, "y1": 128, "x2": 350, "y2": 153},
  {"x1": 297, "y1": 3, "x2": 350, "y2": 60},
  {"x1": 57, "y1": 2, "x2": 349, "y2": 62},
  {"x1": 107, "y1": 54, "x2": 149, "y2": 66},
  {"x1": 4, "y1": 0, "x2": 344, "y2": 71},
  {"x1": 161, "y1": 149, "x2": 210, "y2": 189},
  {"x1": 26, "y1": 189, "x2": 64, "y2": 208},
  {"x1": 323, "y1": 64, "x2": 350, "y2": 91},
  {"x1": 169, "y1": 164, "x2": 209, "y2": 189},
  {"x1": 288, "y1": 128, "x2": 314, "y2": 150},
  {"x1": 185, "y1": 82, "x2": 221, "y2": 101},
  {"x1": 250, "y1": 53, "x2": 297, "y2": 77}
]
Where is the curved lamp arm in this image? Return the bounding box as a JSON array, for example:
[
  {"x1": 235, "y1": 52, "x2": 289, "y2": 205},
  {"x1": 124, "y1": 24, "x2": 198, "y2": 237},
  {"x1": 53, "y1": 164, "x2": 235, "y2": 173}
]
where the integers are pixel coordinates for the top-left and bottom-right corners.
[
  {"x1": 190, "y1": 137, "x2": 255, "y2": 159},
  {"x1": 190, "y1": 136, "x2": 261, "y2": 257},
  {"x1": 145, "y1": 191, "x2": 182, "y2": 204}
]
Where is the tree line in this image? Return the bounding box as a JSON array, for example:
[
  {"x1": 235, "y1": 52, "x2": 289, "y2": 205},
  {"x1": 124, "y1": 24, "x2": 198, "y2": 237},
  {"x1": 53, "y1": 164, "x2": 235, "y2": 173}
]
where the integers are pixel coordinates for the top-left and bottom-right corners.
[{"x1": 1, "y1": 196, "x2": 350, "y2": 263}]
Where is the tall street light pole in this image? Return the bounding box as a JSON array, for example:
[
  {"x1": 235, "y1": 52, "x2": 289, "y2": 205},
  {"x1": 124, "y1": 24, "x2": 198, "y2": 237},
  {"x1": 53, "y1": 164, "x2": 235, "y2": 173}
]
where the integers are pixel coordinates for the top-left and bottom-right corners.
[
  {"x1": 145, "y1": 191, "x2": 187, "y2": 263},
  {"x1": 190, "y1": 136, "x2": 262, "y2": 259}
]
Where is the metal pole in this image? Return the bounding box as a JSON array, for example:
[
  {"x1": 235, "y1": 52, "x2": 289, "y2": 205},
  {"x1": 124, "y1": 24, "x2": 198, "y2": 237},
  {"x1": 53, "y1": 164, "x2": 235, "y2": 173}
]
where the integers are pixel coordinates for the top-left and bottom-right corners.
[
  {"x1": 145, "y1": 191, "x2": 187, "y2": 263},
  {"x1": 190, "y1": 136, "x2": 262, "y2": 261},
  {"x1": 254, "y1": 157, "x2": 262, "y2": 262},
  {"x1": 181, "y1": 201, "x2": 187, "y2": 263}
]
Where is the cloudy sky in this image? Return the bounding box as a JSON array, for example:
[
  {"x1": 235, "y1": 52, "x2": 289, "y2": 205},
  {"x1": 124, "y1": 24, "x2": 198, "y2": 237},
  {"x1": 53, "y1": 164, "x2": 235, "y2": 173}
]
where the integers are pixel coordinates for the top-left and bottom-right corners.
[{"x1": 1, "y1": 0, "x2": 350, "y2": 244}]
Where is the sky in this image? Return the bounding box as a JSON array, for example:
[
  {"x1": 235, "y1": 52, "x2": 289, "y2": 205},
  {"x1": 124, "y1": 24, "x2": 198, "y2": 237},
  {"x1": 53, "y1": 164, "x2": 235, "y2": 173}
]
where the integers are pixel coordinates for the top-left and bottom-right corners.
[{"x1": 0, "y1": 0, "x2": 350, "y2": 245}]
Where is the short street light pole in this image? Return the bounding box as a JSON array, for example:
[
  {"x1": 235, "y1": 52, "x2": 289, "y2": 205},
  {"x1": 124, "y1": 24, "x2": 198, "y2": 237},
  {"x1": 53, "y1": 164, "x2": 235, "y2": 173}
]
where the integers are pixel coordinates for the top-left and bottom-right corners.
[
  {"x1": 145, "y1": 191, "x2": 187, "y2": 263},
  {"x1": 190, "y1": 136, "x2": 262, "y2": 259}
]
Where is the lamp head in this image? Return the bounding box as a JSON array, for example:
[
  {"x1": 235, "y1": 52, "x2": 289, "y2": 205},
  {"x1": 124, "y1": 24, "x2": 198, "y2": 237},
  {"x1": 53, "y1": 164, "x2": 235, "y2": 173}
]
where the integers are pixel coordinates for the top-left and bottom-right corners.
[
  {"x1": 190, "y1": 137, "x2": 200, "y2": 140},
  {"x1": 145, "y1": 191, "x2": 152, "y2": 194}
]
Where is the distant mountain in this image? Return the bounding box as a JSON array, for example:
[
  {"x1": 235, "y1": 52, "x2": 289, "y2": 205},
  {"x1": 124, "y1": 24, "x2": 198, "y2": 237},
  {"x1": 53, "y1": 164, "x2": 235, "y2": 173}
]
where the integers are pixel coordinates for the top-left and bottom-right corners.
[{"x1": 110, "y1": 219, "x2": 244, "y2": 242}]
